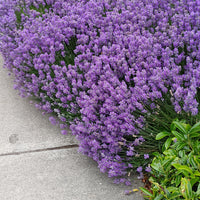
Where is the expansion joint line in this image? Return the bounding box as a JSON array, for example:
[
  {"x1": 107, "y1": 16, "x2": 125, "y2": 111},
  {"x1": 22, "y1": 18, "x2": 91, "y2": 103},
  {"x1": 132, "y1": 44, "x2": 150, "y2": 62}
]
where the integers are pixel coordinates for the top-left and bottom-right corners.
[{"x1": 0, "y1": 144, "x2": 79, "y2": 157}]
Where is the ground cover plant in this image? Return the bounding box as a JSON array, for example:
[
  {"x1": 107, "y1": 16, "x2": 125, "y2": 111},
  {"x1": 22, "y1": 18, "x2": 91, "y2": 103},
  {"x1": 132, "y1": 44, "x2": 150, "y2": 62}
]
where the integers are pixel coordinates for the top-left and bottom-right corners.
[
  {"x1": 140, "y1": 120, "x2": 200, "y2": 199},
  {"x1": 0, "y1": 0, "x2": 200, "y2": 192}
]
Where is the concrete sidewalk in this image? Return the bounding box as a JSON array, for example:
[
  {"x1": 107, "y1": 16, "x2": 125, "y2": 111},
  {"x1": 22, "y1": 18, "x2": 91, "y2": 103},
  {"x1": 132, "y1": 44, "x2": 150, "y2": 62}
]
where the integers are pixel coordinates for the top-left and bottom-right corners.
[{"x1": 0, "y1": 55, "x2": 144, "y2": 200}]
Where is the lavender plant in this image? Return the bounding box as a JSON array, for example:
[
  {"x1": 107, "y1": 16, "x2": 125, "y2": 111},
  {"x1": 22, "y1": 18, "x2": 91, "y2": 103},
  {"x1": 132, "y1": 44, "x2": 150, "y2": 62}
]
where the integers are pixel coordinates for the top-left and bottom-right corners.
[{"x1": 0, "y1": 0, "x2": 200, "y2": 184}]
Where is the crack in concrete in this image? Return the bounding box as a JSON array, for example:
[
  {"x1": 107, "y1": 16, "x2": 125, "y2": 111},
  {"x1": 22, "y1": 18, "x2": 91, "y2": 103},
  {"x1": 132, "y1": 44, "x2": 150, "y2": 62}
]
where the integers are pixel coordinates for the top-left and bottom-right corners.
[{"x1": 0, "y1": 144, "x2": 79, "y2": 157}]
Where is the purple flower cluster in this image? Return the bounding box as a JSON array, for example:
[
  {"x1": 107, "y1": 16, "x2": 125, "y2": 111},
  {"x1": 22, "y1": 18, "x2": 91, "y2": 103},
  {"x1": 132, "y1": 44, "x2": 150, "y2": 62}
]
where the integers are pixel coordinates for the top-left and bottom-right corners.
[{"x1": 1, "y1": 0, "x2": 200, "y2": 181}]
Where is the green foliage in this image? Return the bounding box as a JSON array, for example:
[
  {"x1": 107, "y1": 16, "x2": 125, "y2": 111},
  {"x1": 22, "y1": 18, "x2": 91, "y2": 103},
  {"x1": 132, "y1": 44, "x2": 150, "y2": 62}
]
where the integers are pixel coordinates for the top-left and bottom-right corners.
[
  {"x1": 133, "y1": 92, "x2": 200, "y2": 156},
  {"x1": 140, "y1": 120, "x2": 200, "y2": 200},
  {"x1": 29, "y1": 3, "x2": 51, "y2": 14},
  {"x1": 124, "y1": 91, "x2": 200, "y2": 173}
]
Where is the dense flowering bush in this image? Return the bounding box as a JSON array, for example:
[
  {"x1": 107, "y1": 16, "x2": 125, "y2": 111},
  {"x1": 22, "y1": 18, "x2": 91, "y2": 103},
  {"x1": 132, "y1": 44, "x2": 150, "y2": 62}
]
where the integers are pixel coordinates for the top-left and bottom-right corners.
[{"x1": 1, "y1": 0, "x2": 200, "y2": 184}]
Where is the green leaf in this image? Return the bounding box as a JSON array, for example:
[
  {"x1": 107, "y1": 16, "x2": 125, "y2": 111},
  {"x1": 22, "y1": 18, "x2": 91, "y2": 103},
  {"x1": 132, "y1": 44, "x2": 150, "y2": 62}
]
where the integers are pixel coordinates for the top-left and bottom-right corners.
[
  {"x1": 178, "y1": 150, "x2": 185, "y2": 158},
  {"x1": 175, "y1": 175, "x2": 181, "y2": 187},
  {"x1": 156, "y1": 131, "x2": 170, "y2": 140},
  {"x1": 181, "y1": 178, "x2": 193, "y2": 199},
  {"x1": 194, "y1": 171, "x2": 200, "y2": 176},
  {"x1": 167, "y1": 187, "x2": 180, "y2": 193},
  {"x1": 172, "y1": 164, "x2": 193, "y2": 175},
  {"x1": 171, "y1": 131, "x2": 185, "y2": 141},
  {"x1": 167, "y1": 192, "x2": 181, "y2": 199},
  {"x1": 180, "y1": 178, "x2": 187, "y2": 198},
  {"x1": 163, "y1": 149, "x2": 177, "y2": 156},
  {"x1": 170, "y1": 123, "x2": 175, "y2": 131},
  {"x1": 183, "y1": 124, "x2": 192, "y2": 132},
  {"x1": 188, "y1": 156, "x2": 198, "y2": 169},
  {"x1": 162, "y1": 156, "x2": 175, "y2": 171},
  {"x1": 151, "y1": 159, "x2": 163, "y2": 173},
  {"x1": 194, "y1": 156, "x2": 200, "y2": 168},
  {"x1": 189, "y1": 122, "x2": 200, "y2": 135},
  {"x1": 173, "y1": 121, "x2": 188, "y2": 134},
  {"x1": 164, "y1": 137, "x2": 172, "y2": 150},
  {"x1": 175, "y1": 142, "x2": 187, "y2": 151},
  {"x1": 152, "y1": 152, "x2": 161, "y2": 157},
  {"x1": 154, "y1": 194, "x2": 164, "y2": 200},
  {"x1": 197, "y1": 183, "x2": 200, "y2": 196},
  {"x1": 139, "y1": 187, "x2": 153, "y2": 197},
  {"x1": 164, "y1": 187, "x2": 170, "y2": 197},
  {"x1": 170, "y1": 119, "x2": 178, "y2": 131},
  {"x1": 149, "y1": 177, "x2": 162, "y2": 189},
  {"x1": 189, "y1": 132, "x2": 200, "y2": 138},
  {"x1": 190, "y1": 177, "x2": 200, "y2": 187},
  {"x1": 167, "y1": 187, "x2": 178, "y2": 192}
]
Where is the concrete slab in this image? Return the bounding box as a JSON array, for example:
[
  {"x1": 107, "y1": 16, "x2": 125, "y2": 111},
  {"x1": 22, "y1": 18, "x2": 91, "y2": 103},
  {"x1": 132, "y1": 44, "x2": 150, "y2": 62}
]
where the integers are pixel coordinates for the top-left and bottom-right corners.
[
  {"x1": 0, "y1": 55, "x2": 77, "y2": 155},
  {"x1": 0, "y1": 148, "x2": 144, "y2": 200}
]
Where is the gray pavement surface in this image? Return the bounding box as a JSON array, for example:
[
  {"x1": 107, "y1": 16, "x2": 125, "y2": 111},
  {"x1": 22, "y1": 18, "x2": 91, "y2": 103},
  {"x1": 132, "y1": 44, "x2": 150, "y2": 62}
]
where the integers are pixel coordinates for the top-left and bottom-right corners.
[{"x1": 0, "y1": 55, "x2": 144, "y2": 200}]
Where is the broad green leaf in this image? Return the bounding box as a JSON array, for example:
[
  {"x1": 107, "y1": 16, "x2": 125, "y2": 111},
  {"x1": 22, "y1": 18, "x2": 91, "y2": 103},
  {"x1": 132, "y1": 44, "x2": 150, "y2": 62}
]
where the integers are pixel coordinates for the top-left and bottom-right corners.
[
  {"x1": 178, "y1": 150, "x2": 185, "y2": 158},
  {"x1": 164, "y1": 137, "x2": 172, "y2": 150},
  {"x1": 139, "y1": 187, "x2": 153, "y2": 197},
  {"x1": 184, "y1": 178, "x2": 193, "y2": 199},
  {"x1": 189, "y1": 122, "x2": 200, "y2": 135},
  {"x1": 164, "y1": 187, "x2": 171, "y2": 198},
  {"x1": 167, "y1": 192, "x2": 181, "y2": 199},
  {"x1": 194, "y1": 171, "x2": 200, "y2": 176},
  {"x1": 175, "y1": 175, "x2": 181, "y2": 187},
  {"x1": 189, "y1": 132, "x2": 200, "y2": 138},
  {"x1": 162, "y1": 156, "x2": 175, "y2": 171},
  {"x1": 172, "y1": 164, "x2": 193, "y2": 175},
  {"x1": 170, "y1": 121, "x2": 176, "y2": 131},
  {"x1": 190, "y1": 177, "x2": 200, "y2": 187},
  {"x1": 167, "y1": 187, "x2": 178, "y2": 192},
  {"x1": 175, "y1": 142, "x2": 187, "y2": 151},
  {"x1": 149, "y1": 177, "x2": 161, "y2": 189},
  {"x1": 152, "y1": 152, "x2": 161, "y2": 157},
  {"x1": 151, "y1": 160, "x2": 163, "y2": 173},
  {"x1": 154, "y1": 194, "x2": 164, "y2": 200},
  {"x1": 180, "y1": 178, "x2": 187, "y2": 199},
  {"x1": 197, "y1": 183, "x2": 200, "y2": 196},
  {"x1": 163, "y1": 149, "x2": 177, "y2": 156},
  {"x1": 172, "y1": 131, "x2": 185, "y2": 141},
  {"x1": 194, "y1": 156, "x2": 200, "y2": 168},
  {"x1": 173, "y1": 121, "x2": 188, "y2": 134},
  {"x1": 183, "y1": 124, "x2": 191, "y2": 132},
  {"x1": 188, "y1": 156, "x2": 198, "y2": 168},
  {"x1": 180, "y1": 179, "x2": 186, "y2": 198},
  {"x1": 156, "y1": 131, "x2": 170, "y2": 140}
]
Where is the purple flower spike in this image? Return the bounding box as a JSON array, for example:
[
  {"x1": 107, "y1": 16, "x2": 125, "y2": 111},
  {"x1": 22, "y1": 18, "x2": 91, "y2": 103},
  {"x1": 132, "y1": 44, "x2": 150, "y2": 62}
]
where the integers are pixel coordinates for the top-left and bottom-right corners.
[
  {"x1": 49, "y1": 116, "x2": 57, "y2": 126},
  {"x1": 145, "y1": 167, "x2": 151, "y2": 173},
  {"x1": 136, "y1": 167, "x2": 143, "y2": 173},
  {"x1": 61, "y1": 130, "x2": 68, "y2": 135}
]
